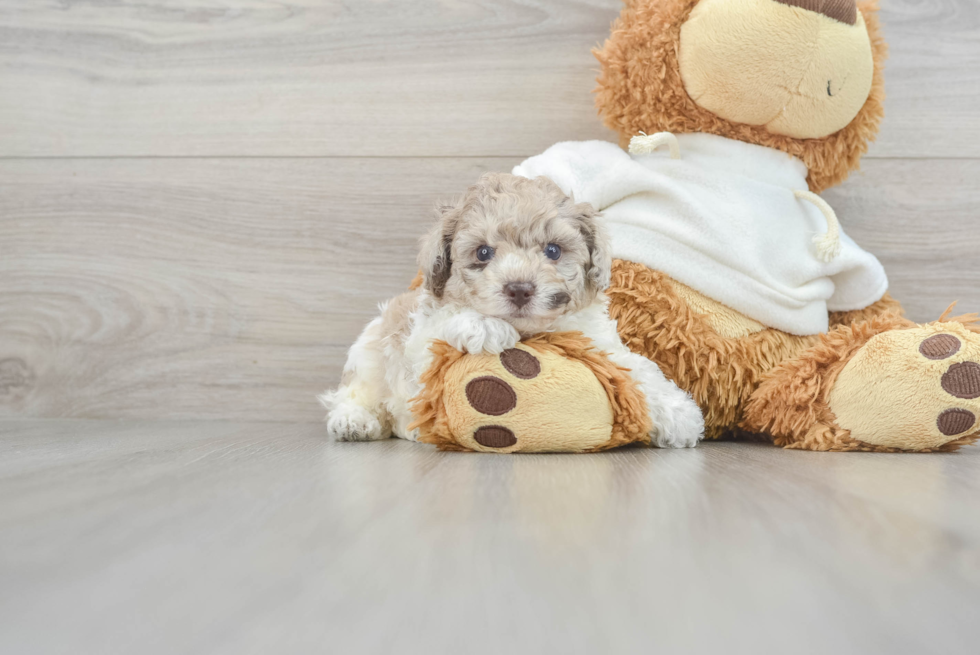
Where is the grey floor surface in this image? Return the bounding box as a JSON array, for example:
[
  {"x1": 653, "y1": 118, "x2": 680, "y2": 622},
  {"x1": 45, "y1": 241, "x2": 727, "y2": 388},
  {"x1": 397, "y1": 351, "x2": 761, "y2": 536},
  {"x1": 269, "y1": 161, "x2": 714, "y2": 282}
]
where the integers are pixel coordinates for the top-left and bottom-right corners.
[{"x1": 2, "y1": 420, "x2": 979, "y2": 654}]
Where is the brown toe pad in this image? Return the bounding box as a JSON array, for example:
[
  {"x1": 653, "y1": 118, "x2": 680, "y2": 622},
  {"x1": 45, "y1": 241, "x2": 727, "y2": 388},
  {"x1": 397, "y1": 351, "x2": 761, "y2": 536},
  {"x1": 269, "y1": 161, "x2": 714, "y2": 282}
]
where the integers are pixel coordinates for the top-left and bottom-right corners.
[
  {"x1": 465, "y1": 376, "x2": 518, "y2": 416},
  {"x1": 938, "y1": 408, "x2": 977, "y2": 436},
  {"x1": 919, "y1": 334, "x2": 961, "y2": 360},
  {"x1": 942, "y1": 362, "x2": 980, "y2": 400},
  {"x1": 500, "y1": 348, "x2": 541, "y2": 379},
  {"x1": 474, "y1": 425, "x2": 518, "y2": 449}
]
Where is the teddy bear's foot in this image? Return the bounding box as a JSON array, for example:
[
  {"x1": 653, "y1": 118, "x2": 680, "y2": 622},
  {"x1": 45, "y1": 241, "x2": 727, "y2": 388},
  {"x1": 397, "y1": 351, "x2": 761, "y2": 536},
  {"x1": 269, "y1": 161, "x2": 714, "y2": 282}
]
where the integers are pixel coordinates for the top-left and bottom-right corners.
[
  {"x1": 827, "y1": 322, "x2": 980, "y2": 451},
  {"x1": 743, "y1": 313, "x2": 980, "y2": 452},
  {"x1": 410, "y1": 333, "x2": 653, "y2": 453}
]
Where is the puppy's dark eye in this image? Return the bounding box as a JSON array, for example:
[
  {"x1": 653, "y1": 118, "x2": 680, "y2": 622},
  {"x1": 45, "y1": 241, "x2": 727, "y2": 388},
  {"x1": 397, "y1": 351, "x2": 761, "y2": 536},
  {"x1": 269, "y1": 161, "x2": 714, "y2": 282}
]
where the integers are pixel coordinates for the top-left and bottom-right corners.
[
  {"x1": 476, "y1": 245, "x2": 495, "y2": 262},
  {"x1": 544, "y1": 243, "x2": 562, "y2": 261}
]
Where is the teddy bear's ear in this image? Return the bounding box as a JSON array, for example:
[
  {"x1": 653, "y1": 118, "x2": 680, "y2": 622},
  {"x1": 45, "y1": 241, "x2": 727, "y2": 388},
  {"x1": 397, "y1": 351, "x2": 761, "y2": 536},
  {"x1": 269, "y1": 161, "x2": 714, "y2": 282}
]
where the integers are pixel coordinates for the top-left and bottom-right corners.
[{"x1": 417, "y1": 201, "x2": 459, "y2": 299}]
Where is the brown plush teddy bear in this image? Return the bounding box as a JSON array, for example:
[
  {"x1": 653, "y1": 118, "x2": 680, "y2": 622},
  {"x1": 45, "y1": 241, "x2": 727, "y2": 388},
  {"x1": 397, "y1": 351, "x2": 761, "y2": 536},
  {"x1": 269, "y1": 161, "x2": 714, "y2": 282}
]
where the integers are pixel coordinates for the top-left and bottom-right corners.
[{"x1": 412, "y1": 0, "x2": 980, "y2": 453}]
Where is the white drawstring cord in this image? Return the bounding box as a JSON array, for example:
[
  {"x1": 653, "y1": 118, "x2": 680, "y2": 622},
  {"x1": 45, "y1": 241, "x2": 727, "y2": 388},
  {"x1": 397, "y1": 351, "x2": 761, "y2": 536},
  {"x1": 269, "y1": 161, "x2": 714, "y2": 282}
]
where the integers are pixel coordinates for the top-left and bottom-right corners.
[
  {"x1": 629, "y1": 131, "x2": 681, "y2": 159},
  {"x1": 794, "y1": 189, "x2": 842, "y2": 263}
]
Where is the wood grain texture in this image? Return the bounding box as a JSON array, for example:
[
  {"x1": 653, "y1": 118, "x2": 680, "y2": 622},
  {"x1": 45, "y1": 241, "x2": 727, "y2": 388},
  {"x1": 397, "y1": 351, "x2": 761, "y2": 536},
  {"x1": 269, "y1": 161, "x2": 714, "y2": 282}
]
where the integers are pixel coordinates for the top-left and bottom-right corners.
[
  {"x1": 0, "y1": 156, "x2": 516, "y2": 421},
  {"x1": 1, "y1": 420, "x2": 979, "y2": 654},
  {"x1": 0, "y1": 0, "x2": 978, "y2": 158},
  {"x1": 2, "y1": 0, "x2": 979, "y2": 421},
  {"x1": 0, "y1": 0, "x2": 621, "y2": 158},
  {"x1": 874, "y1": 0, "x2": 980, "y2": 157},
  {"x1": 822, "y1": 159, "x2": 980, "y2": 319},
  {"x1": 2, "y1": 156, "x2": 979, "y2": 421}
]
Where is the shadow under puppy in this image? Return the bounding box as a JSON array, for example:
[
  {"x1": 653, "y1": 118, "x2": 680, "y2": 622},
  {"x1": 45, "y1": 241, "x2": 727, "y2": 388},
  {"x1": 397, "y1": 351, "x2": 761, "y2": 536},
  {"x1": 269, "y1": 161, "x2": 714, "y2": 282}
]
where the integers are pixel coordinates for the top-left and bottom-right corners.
[{"x1": 320, "y1": 173, "x2": 704, "y2": 448}]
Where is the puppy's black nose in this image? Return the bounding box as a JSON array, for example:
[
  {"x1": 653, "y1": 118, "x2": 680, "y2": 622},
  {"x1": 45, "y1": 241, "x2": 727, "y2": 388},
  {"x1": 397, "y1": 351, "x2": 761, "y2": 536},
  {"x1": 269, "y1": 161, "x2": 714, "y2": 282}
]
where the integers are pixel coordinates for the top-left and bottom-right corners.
[{"x1": 504, "y1": 282, "x2": 536, "y2": 308}]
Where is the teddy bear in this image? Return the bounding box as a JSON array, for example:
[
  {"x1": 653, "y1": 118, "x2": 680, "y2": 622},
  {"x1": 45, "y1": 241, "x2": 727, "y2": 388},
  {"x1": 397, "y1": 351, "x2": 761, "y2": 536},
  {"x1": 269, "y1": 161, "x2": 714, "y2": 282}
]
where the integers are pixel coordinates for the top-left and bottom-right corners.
[{"x1": 411, "y1": 0, "x2": 980, "y2": 453}]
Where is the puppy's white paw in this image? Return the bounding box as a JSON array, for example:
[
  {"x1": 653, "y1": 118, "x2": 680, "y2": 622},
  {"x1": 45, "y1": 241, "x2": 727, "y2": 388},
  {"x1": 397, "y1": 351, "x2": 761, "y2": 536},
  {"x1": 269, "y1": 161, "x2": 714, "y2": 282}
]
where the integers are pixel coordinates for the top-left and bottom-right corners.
[
  {"x1": 650, "y1": 394, "x2": 705, "y2": 449},
  {"x1": 618, "y1": 353, "x2": 704, "y2": 449},
  {"x1": 326, "y1": 404, "x2": 387, "y2": 442},
  {"x1": 477, "y1": 317, "x2": 521, "y2": 354},
  {"x1": 444, "y1": 313, "x2": 520, "y2": 355}
]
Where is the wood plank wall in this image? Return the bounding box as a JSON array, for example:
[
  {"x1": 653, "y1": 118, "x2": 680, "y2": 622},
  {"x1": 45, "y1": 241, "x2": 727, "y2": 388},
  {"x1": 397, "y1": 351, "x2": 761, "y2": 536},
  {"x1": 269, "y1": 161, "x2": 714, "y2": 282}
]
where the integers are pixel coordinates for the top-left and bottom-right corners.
[{"x1": 1, "y1": 0, "x2": 978, "y2": 422}]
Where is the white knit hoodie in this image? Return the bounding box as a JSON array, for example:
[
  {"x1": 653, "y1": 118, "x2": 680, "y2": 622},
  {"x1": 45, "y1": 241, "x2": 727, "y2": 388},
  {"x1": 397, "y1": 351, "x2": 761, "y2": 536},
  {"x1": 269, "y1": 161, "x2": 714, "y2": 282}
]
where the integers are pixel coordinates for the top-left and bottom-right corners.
[{"x1": 513, "y1": 133, "x2": 888, "y2": 336}]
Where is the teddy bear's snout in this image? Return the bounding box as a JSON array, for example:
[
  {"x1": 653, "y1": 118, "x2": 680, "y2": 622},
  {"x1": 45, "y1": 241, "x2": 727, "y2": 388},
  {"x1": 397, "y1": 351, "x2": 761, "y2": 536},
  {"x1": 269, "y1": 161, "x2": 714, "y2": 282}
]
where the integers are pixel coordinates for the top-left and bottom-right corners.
[{"x1": 774, "y1": 0, "x2": 856, "y2": 26}]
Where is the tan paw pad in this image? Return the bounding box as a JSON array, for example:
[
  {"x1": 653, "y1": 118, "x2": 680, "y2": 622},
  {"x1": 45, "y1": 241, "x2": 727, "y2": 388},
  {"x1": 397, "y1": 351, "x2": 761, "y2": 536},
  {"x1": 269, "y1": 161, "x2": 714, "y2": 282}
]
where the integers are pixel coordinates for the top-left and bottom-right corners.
[
  {"x1": 829, "y1": 323, "x2": 980, "y2": 450},
  {"x1": 443, "y1": 345, "x2": 615, "y2": 453}
]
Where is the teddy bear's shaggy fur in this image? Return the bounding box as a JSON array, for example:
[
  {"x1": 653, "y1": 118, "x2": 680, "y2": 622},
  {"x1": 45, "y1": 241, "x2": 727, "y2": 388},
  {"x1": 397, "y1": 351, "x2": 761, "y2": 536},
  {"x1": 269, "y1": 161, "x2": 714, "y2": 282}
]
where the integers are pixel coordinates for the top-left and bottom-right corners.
[
  {"x1": 590, "y1": 0, "x2": 980, "y2": 452},
  {"x1": 604, "y1": 260, "x2": 897, "y2": 441},
  {"x1": 409, "y1": 0, "x2": 980, "y2": 453},
  {"x1": 594, "y1": 0, "x2": 887, "y2": 193}
]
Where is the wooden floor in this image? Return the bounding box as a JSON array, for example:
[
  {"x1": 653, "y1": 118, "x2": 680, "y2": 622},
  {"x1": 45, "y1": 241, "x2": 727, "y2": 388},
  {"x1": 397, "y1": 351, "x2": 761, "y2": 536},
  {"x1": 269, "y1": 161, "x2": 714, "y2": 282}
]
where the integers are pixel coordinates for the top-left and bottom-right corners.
[{"x1": 2, "y1": 420, "x2": 979, "y2": 654}]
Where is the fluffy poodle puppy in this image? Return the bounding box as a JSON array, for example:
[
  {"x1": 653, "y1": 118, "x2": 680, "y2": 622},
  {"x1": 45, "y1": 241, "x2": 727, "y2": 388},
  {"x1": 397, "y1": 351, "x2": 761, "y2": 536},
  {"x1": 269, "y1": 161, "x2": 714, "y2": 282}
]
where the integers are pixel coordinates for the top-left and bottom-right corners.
[{"x1": 320, "y1": 173, "x2": 705, "y2": 447}]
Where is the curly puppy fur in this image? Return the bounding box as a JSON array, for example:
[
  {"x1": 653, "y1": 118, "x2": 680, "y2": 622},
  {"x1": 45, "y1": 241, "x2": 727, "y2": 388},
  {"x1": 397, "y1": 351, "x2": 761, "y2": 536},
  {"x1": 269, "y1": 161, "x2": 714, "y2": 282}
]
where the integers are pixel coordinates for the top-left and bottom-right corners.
[
  {"x1": 593, "y1": 0, "x2": 887, "y2": 192},
  {"x1": 322, "y1": 174, "x2": 704, "y2": 448},
  {"x1": 418, "y1": 173, "x2": 611, "y2": 336}
]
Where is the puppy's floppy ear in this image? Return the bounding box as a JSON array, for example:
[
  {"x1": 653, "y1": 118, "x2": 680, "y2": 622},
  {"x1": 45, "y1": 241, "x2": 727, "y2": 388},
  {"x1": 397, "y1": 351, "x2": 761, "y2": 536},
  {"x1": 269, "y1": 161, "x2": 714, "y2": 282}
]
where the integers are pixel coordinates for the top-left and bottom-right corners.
[
  {"x1": 417, "y1": 201, "x2": 460, "y2": 299},
  {"x1": 570, "y1": 202, "x2": 612, "y2": 293}
]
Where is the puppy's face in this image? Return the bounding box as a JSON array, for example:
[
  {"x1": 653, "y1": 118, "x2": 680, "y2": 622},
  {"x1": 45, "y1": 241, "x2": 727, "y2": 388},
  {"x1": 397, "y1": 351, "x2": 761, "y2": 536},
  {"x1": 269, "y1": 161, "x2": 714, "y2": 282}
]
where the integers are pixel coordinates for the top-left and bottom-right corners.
[{"x1": 419, "y1": 173, "x2": 611, "y2": 334}]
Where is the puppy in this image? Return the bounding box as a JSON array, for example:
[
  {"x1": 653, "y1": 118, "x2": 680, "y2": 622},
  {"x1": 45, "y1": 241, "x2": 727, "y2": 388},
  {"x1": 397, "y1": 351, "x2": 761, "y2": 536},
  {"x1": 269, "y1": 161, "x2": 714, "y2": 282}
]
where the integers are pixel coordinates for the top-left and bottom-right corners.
[{"x1": 320, "y1": 173, "x2": 704, "y2": 447}]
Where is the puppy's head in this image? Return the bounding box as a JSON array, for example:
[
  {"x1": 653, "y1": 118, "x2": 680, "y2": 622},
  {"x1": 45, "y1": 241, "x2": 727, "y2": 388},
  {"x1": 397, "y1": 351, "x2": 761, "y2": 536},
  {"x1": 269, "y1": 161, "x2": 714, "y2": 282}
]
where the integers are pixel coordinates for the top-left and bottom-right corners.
[{"x1": 419, "y1": 173, "x2": 611, "y2": 334}]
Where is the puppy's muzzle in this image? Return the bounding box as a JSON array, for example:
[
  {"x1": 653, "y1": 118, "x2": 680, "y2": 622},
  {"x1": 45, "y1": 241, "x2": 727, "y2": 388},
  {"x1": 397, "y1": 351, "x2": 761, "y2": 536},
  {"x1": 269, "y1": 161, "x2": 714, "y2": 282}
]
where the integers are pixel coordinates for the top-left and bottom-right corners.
[
  {"x1": 549, "y1": 292, "x2": 571, "y2": 309},
  {"x1": 504, "y1": 282, "x2": 536, "y2": 309}
]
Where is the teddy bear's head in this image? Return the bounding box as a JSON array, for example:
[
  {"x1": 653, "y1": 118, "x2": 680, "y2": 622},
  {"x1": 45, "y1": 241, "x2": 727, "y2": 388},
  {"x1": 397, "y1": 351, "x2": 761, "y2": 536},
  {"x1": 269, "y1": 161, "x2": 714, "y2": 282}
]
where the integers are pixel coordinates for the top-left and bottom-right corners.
[{"x1": 594, "y1": 0, "x2": 886, "y2": 192}]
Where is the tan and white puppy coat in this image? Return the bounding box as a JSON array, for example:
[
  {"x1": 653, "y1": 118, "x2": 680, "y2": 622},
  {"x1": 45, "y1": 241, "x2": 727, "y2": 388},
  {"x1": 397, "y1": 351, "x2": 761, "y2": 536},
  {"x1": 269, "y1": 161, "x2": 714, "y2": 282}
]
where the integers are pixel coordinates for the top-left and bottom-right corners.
[{"x1": 321, "y1": 174, "x2": 705, "y2": 448}]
